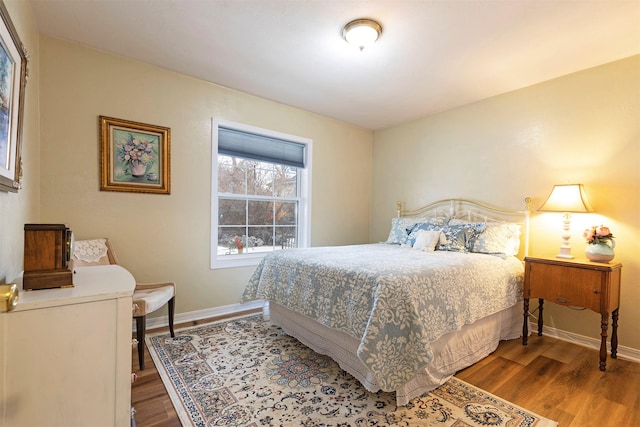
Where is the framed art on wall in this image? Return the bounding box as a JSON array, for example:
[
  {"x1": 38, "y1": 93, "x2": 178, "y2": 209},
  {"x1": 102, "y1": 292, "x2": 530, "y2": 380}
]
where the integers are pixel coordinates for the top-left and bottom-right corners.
[
  {"x1": 99, "y1": 116, "x2": 171, "y2": 194},
  {"x1": 0, "y1": 0, "x2": 28, "y2": 193}
]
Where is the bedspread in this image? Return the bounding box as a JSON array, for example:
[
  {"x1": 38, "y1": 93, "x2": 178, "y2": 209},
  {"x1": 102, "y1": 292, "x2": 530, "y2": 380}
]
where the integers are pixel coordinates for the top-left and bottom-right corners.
[{"x1": 242, "y1": 244, "x2": 524, "y2": 391}]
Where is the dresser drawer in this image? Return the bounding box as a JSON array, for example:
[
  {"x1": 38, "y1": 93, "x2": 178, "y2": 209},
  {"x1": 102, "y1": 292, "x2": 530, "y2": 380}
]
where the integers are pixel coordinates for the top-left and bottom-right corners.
[{"x1": 527, "y1": 262, "x2": 601, "y2": 311}]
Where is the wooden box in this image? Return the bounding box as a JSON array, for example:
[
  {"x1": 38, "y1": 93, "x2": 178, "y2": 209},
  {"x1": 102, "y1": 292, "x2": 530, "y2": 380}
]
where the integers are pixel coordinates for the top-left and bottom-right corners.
[{"x1": 23, "y1": 224, "x2": 73, "y2": 290}]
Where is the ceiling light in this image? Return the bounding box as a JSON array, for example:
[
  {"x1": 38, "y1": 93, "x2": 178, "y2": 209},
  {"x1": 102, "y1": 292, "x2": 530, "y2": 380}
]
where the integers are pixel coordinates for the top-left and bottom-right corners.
[{"x1": 342, "y1": 18, "x2": 382, "y2": 51}]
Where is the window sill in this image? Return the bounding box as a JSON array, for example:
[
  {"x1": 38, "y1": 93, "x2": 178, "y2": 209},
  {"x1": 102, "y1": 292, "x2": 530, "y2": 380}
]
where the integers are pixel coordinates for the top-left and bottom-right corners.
[{"x1": 211, "y1": 252, "x2": 264, "y2": 269}]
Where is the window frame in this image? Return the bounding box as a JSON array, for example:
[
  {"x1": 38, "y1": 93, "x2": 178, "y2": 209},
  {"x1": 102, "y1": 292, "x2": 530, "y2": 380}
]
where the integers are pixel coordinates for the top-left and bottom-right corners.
[{"x1": 210, "y1": 118, "x2": 312, "y2": 269}]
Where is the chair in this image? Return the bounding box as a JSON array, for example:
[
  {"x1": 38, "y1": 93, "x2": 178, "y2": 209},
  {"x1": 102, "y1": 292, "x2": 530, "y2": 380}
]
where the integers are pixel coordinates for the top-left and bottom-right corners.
[{"x1": 71, "y1": 238, "x2": 175, "y2": 370}]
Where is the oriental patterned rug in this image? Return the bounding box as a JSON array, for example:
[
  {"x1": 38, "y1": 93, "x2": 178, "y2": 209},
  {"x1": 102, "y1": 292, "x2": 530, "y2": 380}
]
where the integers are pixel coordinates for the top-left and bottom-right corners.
[{"x1": 146, "y1": 314, "x2": 557, "y2": 427}]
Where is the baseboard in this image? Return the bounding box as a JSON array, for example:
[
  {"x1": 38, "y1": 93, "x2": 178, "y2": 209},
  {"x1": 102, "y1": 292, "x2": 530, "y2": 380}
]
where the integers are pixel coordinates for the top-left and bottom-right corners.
[
  {"x1": 530, "y1": 322, "x2": 640, "y2": 364},
  {"x1": 136, "y1": 300, "x2": 265, "y2": 332},
  {"x1": 137, "y1": 304, "x2": 640, "y2": 364}
]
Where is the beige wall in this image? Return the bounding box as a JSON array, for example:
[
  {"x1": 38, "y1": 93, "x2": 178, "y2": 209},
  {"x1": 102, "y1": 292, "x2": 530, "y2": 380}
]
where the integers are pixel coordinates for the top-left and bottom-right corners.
[
  {"x1": 38, "y1": 36, "x2": 372, "y2": 315},
  {"x1": 373, "y1": 55, "x2": 640, "y2": 351},
  {"x1": 0, "y1": 1, "x2": 40, "y2": 286}
]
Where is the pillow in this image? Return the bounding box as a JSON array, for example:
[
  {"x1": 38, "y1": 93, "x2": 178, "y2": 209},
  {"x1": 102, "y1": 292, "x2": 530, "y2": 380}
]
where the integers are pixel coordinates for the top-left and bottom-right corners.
[
  {"x1": 385, "y1": 217, "x2": 445, "y2": 245},
  {"x1": 448, "y1": 218, "x2": 496, "y2": 226},
  {"x1": 448, "y1": 219, "x2": 521, "y2": 256},
  {"x1": 436, "y1": 223, "x2": 486, "y2": 252},
  {"x1": 412, "y1": 229, "x2": 443, "y2": 252},
  {"x1": 474, "y1": 223, "x2": 521, "y2": 256},
  {"x1": 405, "y1": 222, "x2": 440, "y2": 246}
]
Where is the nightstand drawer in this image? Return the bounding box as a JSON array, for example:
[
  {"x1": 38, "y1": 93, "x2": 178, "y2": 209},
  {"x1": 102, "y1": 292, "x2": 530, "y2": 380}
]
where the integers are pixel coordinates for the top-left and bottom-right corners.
[{"x1": 527, "y1": 262, "x2": 601, "y2": 311}]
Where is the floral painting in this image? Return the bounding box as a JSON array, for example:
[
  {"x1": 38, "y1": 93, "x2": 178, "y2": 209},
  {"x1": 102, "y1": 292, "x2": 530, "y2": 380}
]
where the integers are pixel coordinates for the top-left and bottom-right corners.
[
  {"x1": 100, "y1": 116, "x2": 170, "y2": 194},
  {"x1": 0, "y1": 42, "x2": 13, "y2": 170},
  {"x1": 0, "y1": 1, "x2": 28, "y2": 193},
  {"x1": 113, "y1": 129, "x2": 159, "y2": 182}
]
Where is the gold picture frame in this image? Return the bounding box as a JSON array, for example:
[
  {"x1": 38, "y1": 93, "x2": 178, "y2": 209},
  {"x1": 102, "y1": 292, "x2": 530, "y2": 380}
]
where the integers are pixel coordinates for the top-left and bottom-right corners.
[
  {"x1": 0, "y1": 1, "x2": 28, "y2": 193},
  {"x1": 99, "y1": 116, "x2": 170, "y2": 194}
]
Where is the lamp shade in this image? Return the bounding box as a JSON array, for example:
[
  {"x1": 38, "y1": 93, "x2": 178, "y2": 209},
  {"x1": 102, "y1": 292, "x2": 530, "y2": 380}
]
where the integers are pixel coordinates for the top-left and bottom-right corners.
[
  {"x1": 538, "y1": 184, "x2": 594, "y2": 213},
  {"x1": 343, "y1": 19, "x2": 382, "y2": 51}
]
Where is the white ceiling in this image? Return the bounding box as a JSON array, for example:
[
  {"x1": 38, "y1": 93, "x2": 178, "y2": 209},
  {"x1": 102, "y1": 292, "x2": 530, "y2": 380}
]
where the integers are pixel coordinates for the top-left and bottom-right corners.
[{"x1": 30, "y1": 0, "x2": 640, "y2": 130}]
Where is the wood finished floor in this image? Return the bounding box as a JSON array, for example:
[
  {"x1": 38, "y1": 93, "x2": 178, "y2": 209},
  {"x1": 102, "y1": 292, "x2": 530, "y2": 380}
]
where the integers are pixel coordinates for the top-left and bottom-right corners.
[{"x1": 131, "y1": 314, "x2": 640, "y2": 427}]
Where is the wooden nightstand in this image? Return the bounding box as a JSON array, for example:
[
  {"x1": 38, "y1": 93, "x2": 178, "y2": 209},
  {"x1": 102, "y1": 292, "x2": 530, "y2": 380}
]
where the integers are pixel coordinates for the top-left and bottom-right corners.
[{"x1": 522, "y1": 256, "x2": 622, "y2": 371}]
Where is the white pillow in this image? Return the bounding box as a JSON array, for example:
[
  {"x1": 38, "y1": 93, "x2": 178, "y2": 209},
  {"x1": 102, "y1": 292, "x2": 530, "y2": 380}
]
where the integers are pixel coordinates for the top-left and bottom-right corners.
[{"x1": 412, "y1": 229, "x2": 443, "y2": 252}]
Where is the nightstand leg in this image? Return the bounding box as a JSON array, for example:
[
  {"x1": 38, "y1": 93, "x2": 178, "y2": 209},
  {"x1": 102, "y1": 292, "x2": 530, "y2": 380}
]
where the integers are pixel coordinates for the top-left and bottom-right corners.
[
  {"x1": 523, "y1": 298, "x2": 529, "y2": 345},
  {"x1": 611, "y1": 308, "x2": 619, "y2": 359},
  {"x1": 537, "y1": 299, "x2": 544, "y2": 336},
  {"x1": 599, "y1": 313, "x2": 609, "y2": 371}
]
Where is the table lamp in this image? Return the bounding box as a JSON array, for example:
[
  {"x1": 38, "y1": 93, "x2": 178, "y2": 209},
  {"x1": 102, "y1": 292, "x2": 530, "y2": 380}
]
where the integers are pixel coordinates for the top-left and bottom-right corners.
[{"x1": 538, "y1": 184, "x2": 594, "y2": 258}]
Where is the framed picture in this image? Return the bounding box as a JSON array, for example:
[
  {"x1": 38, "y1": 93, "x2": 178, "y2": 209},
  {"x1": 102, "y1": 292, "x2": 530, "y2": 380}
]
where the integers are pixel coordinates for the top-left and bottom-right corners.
[
  {"x1": 99, "y1": 116, "x2": 170, "y2": 194},
  {"x1": 0, "y1": 1, "x2": 28, "y2": 193}
]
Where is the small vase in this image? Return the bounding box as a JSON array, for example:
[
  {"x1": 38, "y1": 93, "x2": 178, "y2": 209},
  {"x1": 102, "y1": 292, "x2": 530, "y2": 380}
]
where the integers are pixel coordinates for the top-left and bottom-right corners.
[
  {"x1": 585, "y1": 240, "x2": 615, "y2": 263},
  {"x1": 129, "y1": 162, "x2": 147, "y2": 177},
  {"x1": 237, "y1": 248, "x2": 243, "y2": 254}
]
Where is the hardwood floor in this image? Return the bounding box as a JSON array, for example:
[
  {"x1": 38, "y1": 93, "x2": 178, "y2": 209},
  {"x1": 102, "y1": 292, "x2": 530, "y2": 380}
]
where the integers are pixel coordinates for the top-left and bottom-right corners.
[
  {"x1": 131, "y1": 315, "x2": 640, "y2": 426},
  {"x1": 455, "y1": 337, "x2": 640, "y2": 426}
]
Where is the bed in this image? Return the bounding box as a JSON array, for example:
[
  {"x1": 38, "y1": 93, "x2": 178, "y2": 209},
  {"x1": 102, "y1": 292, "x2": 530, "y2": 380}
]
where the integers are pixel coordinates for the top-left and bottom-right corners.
[{"x1": 241, "y1": 198, "x2": 531, "y2": 405}]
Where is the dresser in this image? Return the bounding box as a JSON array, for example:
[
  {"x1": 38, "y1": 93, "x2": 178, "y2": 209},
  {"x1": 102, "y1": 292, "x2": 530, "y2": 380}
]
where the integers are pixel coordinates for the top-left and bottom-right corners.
[
  {"x1": 522, "y1": 256, "x2": 622, "y2": 371},
  {"x1": 0, "y1": 265, "x2": 135, "y2": 426}
]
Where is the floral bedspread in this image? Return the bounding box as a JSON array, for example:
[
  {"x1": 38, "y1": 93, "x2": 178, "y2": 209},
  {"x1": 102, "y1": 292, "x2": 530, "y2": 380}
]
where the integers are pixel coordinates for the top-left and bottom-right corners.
[{"x1": 241, "y1": 244, "x2": 524, "y2": 391}]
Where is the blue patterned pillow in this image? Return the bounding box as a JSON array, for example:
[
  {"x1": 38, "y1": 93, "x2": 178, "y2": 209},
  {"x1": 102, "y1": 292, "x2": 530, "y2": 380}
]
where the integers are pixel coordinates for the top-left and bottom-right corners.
[
  {"x1": 385, "y1": 217, "x2": 445, "y2": 245},
  {"x1": 405, "y1": 222, "x2": 441, "y2": 246},
  {"x1": 436, "y1": 223, "x2": 486, "y2": 252},
  {"x1": 448, "y1": 220, "x2": 521, "y2": 256}
]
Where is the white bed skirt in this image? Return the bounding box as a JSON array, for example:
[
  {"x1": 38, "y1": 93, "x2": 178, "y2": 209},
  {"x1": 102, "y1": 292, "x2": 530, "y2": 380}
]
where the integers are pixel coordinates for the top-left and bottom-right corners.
[{"x1": 268, "y1": 301, "x2": 523, "y2": 406}]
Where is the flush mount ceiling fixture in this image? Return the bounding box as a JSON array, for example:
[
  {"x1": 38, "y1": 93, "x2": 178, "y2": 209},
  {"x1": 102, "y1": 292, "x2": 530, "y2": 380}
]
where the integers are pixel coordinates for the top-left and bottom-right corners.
[{"x1": 342, "y1": 18, "x2": 382, "y2": 51}]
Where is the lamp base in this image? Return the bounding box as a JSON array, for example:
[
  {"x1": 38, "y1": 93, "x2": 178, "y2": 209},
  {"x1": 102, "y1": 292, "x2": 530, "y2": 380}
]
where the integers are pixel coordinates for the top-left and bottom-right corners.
[
  {"x1": 556, "y1": 246, "x2": 574, "y2": 259},
  {"x1": 556, "y1": 253, "x2": 575, "y2": 259}
]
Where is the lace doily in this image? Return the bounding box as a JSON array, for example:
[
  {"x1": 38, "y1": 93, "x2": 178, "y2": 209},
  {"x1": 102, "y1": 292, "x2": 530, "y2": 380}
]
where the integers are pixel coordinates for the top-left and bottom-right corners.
[{"x1": 73, "y1": 238, "x2": 108, "y2": 263}]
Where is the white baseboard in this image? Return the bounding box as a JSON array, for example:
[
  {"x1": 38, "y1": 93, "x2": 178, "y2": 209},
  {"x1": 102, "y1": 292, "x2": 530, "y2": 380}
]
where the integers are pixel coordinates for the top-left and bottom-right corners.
[
  {"x1": 530, "y1": 322, "x2": 640, "y2": 364},
  {"x1": 135, "y1": 300, "x2": 265, "y2": 332},
  {"x1": 136, "y1": 304, "x2": 640, "y2": 364}
]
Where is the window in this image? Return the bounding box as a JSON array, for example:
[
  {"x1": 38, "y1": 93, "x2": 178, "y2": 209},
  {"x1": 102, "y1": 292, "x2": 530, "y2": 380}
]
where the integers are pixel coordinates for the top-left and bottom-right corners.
[{"x1": 211, "y1": 118, "x2": 312, "y2": 268}]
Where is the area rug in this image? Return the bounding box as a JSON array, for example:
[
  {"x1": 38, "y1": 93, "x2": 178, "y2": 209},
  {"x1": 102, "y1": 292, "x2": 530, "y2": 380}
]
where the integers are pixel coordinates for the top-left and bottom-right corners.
[{"x1": 146, "y1": 314, "x2": 557, "y2": 427}]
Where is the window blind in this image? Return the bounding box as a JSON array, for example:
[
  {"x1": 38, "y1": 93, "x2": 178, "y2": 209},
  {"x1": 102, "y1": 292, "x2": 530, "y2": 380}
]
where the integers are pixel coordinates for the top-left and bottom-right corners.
[{"x1": 218, "y1": 127, "x2": 306, "y2": 168}]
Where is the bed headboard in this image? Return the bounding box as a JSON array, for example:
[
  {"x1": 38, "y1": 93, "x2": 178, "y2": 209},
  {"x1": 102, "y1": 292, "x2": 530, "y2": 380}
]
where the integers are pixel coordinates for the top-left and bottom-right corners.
[{"x1": 396, "y1": 198, "x2": 532, "y2": 258}]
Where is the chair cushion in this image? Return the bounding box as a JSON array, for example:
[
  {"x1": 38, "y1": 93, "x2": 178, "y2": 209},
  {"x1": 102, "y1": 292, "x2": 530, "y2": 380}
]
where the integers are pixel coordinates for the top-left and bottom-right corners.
[{"x1": 133, "y1": 286, "x2": 174, "y2": 317}]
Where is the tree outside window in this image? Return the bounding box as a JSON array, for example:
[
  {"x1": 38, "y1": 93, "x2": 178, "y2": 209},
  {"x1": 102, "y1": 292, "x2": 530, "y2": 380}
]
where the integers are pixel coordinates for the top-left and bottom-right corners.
[{"x1": 217, "y1": 155, "x2": 299, "y2": 255}]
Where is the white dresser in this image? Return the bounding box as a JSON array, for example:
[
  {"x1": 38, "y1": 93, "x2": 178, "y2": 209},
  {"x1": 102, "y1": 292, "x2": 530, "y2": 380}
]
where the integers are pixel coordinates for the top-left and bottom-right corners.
[{"x1": 0, "y1": 265, "x2": 135, "y2": 427}]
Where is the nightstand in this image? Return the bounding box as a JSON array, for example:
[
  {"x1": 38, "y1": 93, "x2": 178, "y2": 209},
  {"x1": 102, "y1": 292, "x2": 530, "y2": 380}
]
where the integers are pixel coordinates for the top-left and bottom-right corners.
[{"x1": 522, "y1": 256, "x2": 622, "y2": 371}]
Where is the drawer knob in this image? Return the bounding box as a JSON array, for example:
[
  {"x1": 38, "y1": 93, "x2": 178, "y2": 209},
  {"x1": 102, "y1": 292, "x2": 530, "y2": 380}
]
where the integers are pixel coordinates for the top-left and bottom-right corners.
[
  {"x1": 0, "y1": 284, "x2": 19, "y2": 312},
  {"x1": 593, "y1": 289, "x2": 600, "y2": 294},
  {"x1": 555, "y1": 297, "x2": 570, "y2": 304}
]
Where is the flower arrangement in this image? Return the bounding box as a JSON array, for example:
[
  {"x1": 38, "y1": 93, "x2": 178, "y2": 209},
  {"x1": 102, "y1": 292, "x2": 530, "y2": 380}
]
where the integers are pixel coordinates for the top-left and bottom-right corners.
[
  {"x1": 226, "y1": 235, "x2": 263, "y2": 253},
  {"x1": 118, "y1": 133, "x2": 155, "y2": 167},
  {"x1": 229, "y1": 235, "x2": 255, "y2": 252},
  {"x1": 583, "y1": 225, "x2": 614, "y2": 245},
  {"x1": 233, "y1": 235, "x2": 245, "y2": 250}
]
